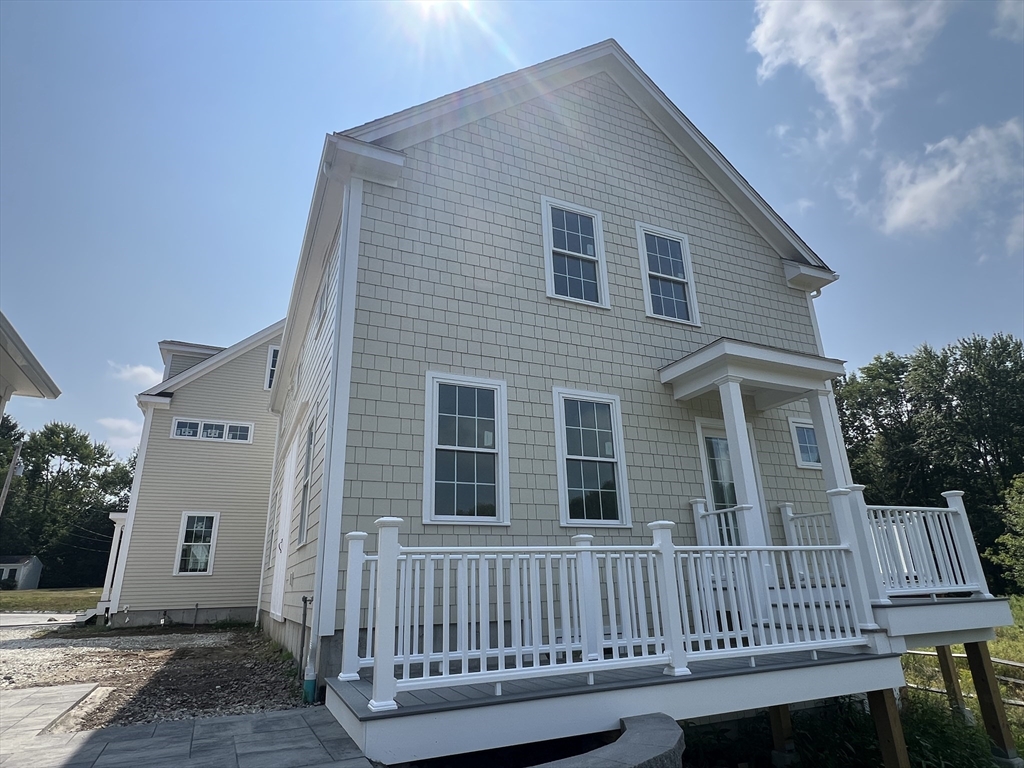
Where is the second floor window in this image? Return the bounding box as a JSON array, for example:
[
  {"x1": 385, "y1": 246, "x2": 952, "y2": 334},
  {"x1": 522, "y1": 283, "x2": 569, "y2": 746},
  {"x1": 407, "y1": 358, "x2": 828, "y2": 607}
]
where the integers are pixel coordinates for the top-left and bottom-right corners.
[
  {"x1": 266, "y1": 346, "x2": 280, "y2": 390},
  {"x1": 542, "y1": 197, "x2": 609, "y2": 309},
  {"x1": 636, "y1": 223, "x2": 700, "y2": 325}
]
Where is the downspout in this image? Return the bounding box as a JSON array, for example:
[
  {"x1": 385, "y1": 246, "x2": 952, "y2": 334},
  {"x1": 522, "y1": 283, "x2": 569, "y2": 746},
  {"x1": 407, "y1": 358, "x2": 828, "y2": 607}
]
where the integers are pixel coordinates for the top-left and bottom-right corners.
[
  {"x1": 254, "y1": 413, "x2": 281, "y2": 627},
  {"x1": 303, "y1": 178, "x2": 357, "y2": 702}
]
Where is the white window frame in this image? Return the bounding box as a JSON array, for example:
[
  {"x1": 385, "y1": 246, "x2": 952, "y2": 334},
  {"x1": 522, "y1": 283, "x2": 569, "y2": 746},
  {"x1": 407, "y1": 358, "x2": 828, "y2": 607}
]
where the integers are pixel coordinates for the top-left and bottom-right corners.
[
  {"x1": 265, "y1": 345, "x2": 280, "y2": 390},
  {"x1": 541, "y1": 196, "x2": 610, "y2": 310},
  {"x1": 422, "y1": 372, "x2": 510, "y2": 526},
  {"x1": 788, "y1": 418, "x2": 822, "y2": 469},
  {"x1": 635, "y1": 222, "x2": 700, "y2": 326},
  {"x1": 553, "y1": 387, "x2": 631, "y2": 528},
  {"x1": 171, "y1": 418, "x2": 254, "y2": 444},
  {"x1": 172, "y1": 511, "x2": 220, "y2": 576},
  {"x1": 297, "y1": 418, "x2": 315, "y2": 545}
]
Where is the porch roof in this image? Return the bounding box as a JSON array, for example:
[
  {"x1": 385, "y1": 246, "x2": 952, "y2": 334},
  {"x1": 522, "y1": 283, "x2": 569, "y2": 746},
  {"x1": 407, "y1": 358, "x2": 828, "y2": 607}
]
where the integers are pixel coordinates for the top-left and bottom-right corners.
[{"x1": 659, "y1": 338, "x2": 846, "y2": 411}]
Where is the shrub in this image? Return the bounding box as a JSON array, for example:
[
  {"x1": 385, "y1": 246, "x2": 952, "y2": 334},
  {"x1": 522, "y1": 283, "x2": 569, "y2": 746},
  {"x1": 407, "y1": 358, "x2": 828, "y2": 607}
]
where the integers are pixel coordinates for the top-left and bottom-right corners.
[{"x1": 0, "y1": 578, "x2": 17, "y2": 591}]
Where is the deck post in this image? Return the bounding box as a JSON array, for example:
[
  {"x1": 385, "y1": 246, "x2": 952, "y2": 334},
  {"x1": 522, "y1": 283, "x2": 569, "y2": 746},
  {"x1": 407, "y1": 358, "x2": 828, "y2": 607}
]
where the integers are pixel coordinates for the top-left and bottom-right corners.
[
  {"x1": 867, "y1": 688, "x2": 911, "y2": 768},
  {"x1": 826, "y1": 488, "x2": 879, "y2": 629},
  {"x1": 768, "y1": 704, "x2": 797, "y2": 766},
  {"x1": 339, "y1": 531, "x2": 368, "y2": 681},
  {"x1": 572, "y1": 534, "x2": 601, "y2": 662},
  {"x1": 934, "y1": 645, "x2": 973, "y2": 723},
  {"x1": 964, "y1": 641, "x2": 1022, "y2": 766},
  {"x1": 941, "y1": 491, "x2": 993, "y2": 598},
  {"x1": 779, "y1": 503, "x2": 798, "y2": 547},
  {"x1": 368, "y1": 517, "x2": 402, "y2": 712},
  {"x1": 845, "y1": 485, "x2": 892, "y2": 606},
  {"x1": 648, "y1": 521, "x2": 690, "y2": 677},
  {"x1": 690, "y1": 498, "x2": 709, "y2": 546}
]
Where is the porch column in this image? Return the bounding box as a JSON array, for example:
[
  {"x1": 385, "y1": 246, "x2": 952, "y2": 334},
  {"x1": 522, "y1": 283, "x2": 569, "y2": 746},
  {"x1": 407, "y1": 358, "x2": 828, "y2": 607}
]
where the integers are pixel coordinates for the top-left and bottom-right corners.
[
  {"x1": 964, "y1": 641, "x2": 1022, "y2": 766},
  {"x1": 714, "y1": 375, "x2": 766, "y2": 546},
  {"x1": 100, "y1": 514, "x2": 126, "y2": 603},
  {"x1": 805, "y1": 388, "x2": 852, "y2": 490},
  {"x1": 867, "y1": 688, "x2": 911, "y2": 768}
]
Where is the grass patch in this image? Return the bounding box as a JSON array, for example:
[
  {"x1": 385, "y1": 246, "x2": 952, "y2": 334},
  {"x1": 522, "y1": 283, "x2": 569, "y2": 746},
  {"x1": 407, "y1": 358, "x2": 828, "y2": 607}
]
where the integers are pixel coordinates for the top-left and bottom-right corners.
[
  {"x1": 0, "y1": 586, "x2": 102, "y2": 612},
  {"x1": 901, "y1": 594, "x2": 1024, "y2": 748}
]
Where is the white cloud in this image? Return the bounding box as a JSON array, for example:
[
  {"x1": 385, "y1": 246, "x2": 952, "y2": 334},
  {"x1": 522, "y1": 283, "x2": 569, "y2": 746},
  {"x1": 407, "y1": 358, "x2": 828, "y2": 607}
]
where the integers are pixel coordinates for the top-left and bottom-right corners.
[
  {"x1": 993, "y1": 0, "x2": 1024, "y2": 42},
  {"x1": 749, "y1": 0, "x2": 949, "y2": 140},
  {"x1": 108, "y1": 361, "x2": 162, "y2": 389},
  {"x1": 98, "y1": 417, "x2": 143, "y2": 455},
  {"x1": 796, "y1": 198, "x2": 815, "y2": 214},
  {"x1": 880, "y1": 119, "x2": 1024, "y2": 241}
]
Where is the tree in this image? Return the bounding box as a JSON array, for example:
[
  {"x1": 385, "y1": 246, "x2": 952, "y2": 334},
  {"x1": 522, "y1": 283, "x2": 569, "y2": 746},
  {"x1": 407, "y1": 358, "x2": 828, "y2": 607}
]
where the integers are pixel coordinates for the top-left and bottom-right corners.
[
  {"x1": 0, "y1": 415, "x2": 134, "y2": 588},
  {"x1": 990, "y1": 476, "x2": 1024, "y2": 593},
  {"x1": 835, "y1": 333, "x2": 1024, "y2": 593}
]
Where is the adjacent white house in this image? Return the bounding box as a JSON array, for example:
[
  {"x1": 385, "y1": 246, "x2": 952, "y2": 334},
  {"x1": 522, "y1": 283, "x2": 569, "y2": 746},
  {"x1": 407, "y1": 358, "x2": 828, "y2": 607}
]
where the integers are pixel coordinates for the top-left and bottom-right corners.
[
  {"x1": 258, "y1": 40, "x2": 1018, "y2": 767},
  {"x1": 0, "y1": 555, "x2": 43, "y2": 590},
  {"x1": 98, "y1": 321, "x2": 283, "y2": 625}
]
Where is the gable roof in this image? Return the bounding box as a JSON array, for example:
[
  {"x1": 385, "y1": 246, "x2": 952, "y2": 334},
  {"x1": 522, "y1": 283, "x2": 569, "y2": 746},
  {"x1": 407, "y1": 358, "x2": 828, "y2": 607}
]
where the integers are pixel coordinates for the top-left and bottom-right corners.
[
  {"x1": 343, "y1": 39, "x2": 832, "y2": 272},
  {"x1": 140, "y1": 320, "x2": 284, "y2": 401},
  {"x1": 157, "y1": 340, "x2": 225, "y2": 369}
]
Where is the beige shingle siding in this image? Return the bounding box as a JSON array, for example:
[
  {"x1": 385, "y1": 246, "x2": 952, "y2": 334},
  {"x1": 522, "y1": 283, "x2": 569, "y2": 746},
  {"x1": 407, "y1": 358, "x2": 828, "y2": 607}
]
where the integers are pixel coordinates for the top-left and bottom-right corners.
[
  {"x1": 260, "y1": 250, "x2": 338, "y2": 625},
  {"x1": 167, "y1": 353, "x2": 213, "y2": 379},
  {"x1": 118, "y1": 337, "x2": 280, "y2": 610},
  {"x1": 333, "y1": 73, "x2": 829, "y2": 625}
]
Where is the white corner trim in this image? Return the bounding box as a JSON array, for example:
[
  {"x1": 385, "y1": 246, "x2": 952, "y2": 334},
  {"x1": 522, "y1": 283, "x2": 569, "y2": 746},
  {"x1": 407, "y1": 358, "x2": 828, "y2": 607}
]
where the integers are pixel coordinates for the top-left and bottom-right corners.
[
  {"x1": 109, "y1": 402, "x2": 156, "y2": 611},
  {"x1": 634, "y1": 221, "x2": 701, "y2": 327},
  {"x1": 315, "y1": 178, "x2": 362, "y2": 639},
  {"x1": 254, "y1": 413, "x2": 281, "y2": 622},
  {"x1": 421, "y1": 371, "x2": 511, "y2": 526},
  {"x1": 552, "y1": 387, "x2": 632, "y2": 528},
  {"x1": 171, "y1": 511, "x2": 221, "y2": 576}
]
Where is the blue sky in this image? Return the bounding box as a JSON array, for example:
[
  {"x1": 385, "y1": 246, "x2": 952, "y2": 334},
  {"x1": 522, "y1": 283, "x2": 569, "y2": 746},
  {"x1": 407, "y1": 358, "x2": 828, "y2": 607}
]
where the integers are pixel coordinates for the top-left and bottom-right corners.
[{"x1": 2, "y1": 0, "x2": 1022, "y2": 456}]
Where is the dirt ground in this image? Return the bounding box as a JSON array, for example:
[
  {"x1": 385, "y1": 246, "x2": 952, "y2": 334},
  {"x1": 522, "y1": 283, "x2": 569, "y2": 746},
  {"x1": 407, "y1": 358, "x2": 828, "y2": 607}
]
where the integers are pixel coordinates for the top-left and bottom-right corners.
[{"x1": 0, "y1": 623, "x2": 303, "y2": 730}]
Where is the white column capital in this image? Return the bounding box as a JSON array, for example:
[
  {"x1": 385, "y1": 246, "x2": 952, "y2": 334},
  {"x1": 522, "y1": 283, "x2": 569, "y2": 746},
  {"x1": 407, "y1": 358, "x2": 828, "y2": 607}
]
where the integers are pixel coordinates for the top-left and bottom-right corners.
[{"x1": 712, "y1": 374, "x2": 745, "y2": 388}]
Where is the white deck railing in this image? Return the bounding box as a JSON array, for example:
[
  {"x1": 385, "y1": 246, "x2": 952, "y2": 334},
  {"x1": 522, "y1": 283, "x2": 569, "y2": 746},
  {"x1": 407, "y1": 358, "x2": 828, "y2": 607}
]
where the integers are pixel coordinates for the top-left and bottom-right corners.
[
  {"x1": 692, "y1": 502, "x2": 750, "y2": 547},
  {"x1": 340, "y1": 518, "x2": 869, "y2": 712},
  {"x1": 780, "y1": 504, "x2": 836, "y2": 547},
  {"x1": 866, "y1": 491, "x2": 990, "y2": 598}
]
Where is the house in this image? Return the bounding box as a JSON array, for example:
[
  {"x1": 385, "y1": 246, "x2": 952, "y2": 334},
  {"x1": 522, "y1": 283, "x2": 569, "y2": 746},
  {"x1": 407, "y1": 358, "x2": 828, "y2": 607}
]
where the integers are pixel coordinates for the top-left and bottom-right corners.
[
  {"x1": 0, "y1": 310, "x2": 60, "y2": 416},
  {"x1": 259, "y1": 40, "x2": 1020, "y2": 767},
  {"x1": 97, "y1": 321, "x2": 283, "y2": 625},
  {"x1": 0, "y1": 555, "x2": 43, "y2": 590}
]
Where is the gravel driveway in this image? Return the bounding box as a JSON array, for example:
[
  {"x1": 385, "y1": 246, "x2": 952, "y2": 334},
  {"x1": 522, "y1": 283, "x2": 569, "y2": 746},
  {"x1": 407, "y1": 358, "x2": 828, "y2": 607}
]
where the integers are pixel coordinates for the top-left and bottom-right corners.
[{"x1": 0, "y1": 623, "x2": 302, "y2": 730}]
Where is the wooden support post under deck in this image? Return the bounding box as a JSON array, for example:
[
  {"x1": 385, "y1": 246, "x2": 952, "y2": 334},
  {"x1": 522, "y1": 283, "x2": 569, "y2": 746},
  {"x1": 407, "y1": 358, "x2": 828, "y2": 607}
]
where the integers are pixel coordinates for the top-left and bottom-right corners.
[
  {"x1": 769, "y1": 704, "x2": 797, "y2": 764},
  {"x1": 867, "y1": 688, "x2": 910, "y2": 768},
  {"x1": 935, "y1": 645, "x2": 971, "y2": 722},
  {"x1": 964, "y1": 641, "x2": 1021, "y2": 764}
]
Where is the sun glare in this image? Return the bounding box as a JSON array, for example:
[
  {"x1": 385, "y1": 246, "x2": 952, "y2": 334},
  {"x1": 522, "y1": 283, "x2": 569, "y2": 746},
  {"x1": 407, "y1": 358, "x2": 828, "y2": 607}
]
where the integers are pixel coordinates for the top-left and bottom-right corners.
[{"x1": 413, "y1": 0, "x2": 472, "y2": 19}]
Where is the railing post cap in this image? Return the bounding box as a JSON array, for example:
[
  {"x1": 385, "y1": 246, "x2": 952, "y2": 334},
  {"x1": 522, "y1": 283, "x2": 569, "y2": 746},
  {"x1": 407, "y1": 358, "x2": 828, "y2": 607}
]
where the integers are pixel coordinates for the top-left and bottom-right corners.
[
  {"x1": 648, "y1": 520, "x2": 676, "y2": 531},
  {"x1": 571, "y1": 534, "x2": 594, "y2": 545},
  {"x1": 735, "y1": 504, "x2": 754, "y2": 511},
  {"x1": 941, "y1": 490, "x2": 965, "y2": 499},
  {"x1": 374, "y1": 517, "x2": 404, "y2": 529},
  {"x1": 847, "y1": 484, "x2": 867, "y2": 492},
  {"x1": 345, "y1": 531, "x2": 369, "y2": 541},
  {"x1": 826, "y1": 488, "x2": 852, "y2": 497},
  {"x1": 689, "y1": 498, "x2": 707, "y2": 506}
]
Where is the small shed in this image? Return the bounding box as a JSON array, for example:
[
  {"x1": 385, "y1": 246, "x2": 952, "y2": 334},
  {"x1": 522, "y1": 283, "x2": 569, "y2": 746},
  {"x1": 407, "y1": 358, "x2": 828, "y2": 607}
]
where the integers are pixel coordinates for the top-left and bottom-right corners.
[{"x1": 0, "y1": 556, "x2": 43, "y2": 590}]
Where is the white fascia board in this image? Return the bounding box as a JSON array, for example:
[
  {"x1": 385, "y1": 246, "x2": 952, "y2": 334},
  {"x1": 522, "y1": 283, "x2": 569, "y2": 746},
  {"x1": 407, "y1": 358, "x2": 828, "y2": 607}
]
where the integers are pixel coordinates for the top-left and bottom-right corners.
[
  {"x1": 270, "y1": 135, "x2": 405, "y2": 415},
  {"x1": 784, "y1": 262, "x2": 839, "y2": 293},
  {"x1": 344, "y1": 38, "x2": 831, "y2": 271},
  {"x1": 0, "y1": 311, "x2": 61, "y2": 400},
  {"x1": 142, "y1": 320, "x2": 285, "y2": 397},
  {"x1": 136, "y1": 394, "x2": 172, "y2": 410},
  {"x1": 660, "y1": 338, "x2": 846, "y2": 402}
]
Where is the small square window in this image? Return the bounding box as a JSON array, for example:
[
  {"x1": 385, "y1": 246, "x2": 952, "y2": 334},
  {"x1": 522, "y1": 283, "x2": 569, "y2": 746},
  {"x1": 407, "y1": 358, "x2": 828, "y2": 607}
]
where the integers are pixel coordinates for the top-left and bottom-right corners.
[
  {"x1": 174, "y1": 420, "x2": 200, "y2": 438},
  {"x1": 542, "y1": 197, "x2": 609, "y2": 309},
  {"x1": 202, "y1": 422, "x2": 225, "y2": 440},
  {"x1": 227, "y1": 424, "x2": 251, "y2": 442},
  {"x1": 789, "y1": 418, "x2": 822, "y2": 469}
]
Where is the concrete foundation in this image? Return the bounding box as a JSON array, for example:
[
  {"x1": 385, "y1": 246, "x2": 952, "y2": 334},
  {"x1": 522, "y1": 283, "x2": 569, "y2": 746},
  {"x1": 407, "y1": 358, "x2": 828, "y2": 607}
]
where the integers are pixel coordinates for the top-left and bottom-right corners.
[{"x1": 106, "y1": 606, "x2": 255, "y2": 627}]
